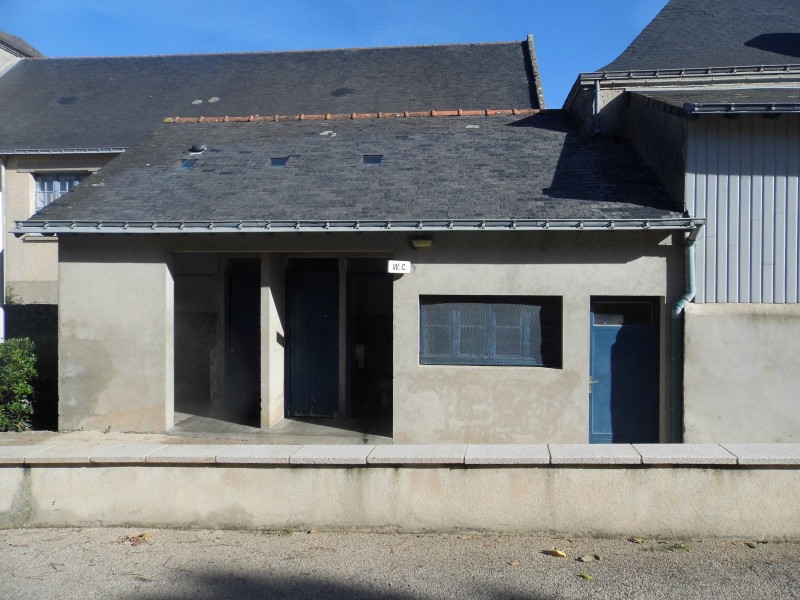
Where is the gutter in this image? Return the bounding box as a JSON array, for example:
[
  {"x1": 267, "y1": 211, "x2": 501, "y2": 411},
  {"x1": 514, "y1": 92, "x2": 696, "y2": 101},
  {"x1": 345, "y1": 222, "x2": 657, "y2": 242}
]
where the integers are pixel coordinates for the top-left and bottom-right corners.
[
  {"x1": 14, "y1": 217, "x2": 704, "y2": 236},
  {"x1": 670, "y1": 225, "x2": 701, "y2": 442}
]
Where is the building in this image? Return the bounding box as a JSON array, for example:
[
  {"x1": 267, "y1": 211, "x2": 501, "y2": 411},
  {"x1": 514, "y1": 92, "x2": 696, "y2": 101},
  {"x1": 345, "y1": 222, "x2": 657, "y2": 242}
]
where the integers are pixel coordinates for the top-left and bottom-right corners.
[
  {"x1": 4, "y1": 0, "x2": 799, "y2": 443},
  {"x1": 565, "y1": 0, "x2": 800, "y2": 442}
]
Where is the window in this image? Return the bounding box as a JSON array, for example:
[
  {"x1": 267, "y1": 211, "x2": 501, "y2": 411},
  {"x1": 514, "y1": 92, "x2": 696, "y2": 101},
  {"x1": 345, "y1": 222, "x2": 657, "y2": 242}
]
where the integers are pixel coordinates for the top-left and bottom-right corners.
[
  {"x1": 420, "y1": 296, "x2": 561, "y2": 367},
  {"x1": 34, "y1": 174, "x2": 82, "y2": 211}
]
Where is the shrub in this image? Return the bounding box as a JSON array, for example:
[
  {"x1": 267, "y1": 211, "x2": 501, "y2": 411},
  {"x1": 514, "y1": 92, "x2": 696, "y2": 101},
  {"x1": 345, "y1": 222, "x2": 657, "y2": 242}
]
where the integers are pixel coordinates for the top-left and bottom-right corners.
[{"x1": 0, "y1": 337, "x2": 37, "y2": 431}]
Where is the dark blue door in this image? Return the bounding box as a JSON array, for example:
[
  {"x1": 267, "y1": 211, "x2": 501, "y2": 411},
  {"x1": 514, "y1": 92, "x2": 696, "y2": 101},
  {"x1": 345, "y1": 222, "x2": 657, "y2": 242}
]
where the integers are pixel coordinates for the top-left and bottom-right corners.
[
  {"x1": 590, "y1": 298, "x2": 659, "y2": 443},
  {"x1": 285, "y1": 260, "x2": 339, "y2": 417}
]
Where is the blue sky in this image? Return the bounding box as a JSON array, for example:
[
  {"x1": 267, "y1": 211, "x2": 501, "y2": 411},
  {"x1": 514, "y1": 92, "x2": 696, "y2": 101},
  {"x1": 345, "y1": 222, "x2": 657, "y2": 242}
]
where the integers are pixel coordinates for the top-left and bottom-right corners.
[{"x1": 5, "y1": 0, "x2": 667, "y2": 108}]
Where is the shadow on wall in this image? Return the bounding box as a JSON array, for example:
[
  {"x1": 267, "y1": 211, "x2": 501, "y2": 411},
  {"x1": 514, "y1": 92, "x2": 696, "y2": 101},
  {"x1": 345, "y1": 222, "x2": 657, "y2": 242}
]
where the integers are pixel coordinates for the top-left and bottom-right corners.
[
  {"x1": 744, "y1": 33, "x2": 800, "y2": 59},
  {"x1": 4, "y1": 304, "x2": 58, "y2": 431},
  {"x1": 140, "y1": 572, "x2": 560, "y2": 600}
]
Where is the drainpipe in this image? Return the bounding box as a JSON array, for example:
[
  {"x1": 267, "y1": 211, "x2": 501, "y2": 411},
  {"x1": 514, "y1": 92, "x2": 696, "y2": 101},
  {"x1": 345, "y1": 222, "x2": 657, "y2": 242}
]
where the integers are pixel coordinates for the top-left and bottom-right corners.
[
  {"x1": 593, "y1": 80, "x2": 602, "y2": 135},
  {"x1": 670, "y1": 226, "x2": 700, "y2": 442},
  {"x1": 0, "y1": 157, "x2": 5, "y2": 341}
]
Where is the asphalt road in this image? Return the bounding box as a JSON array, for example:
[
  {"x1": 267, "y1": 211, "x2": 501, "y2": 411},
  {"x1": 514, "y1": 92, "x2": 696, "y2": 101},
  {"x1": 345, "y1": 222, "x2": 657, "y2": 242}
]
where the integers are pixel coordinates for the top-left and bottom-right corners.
[{"x1": 1, "y1": 528, "x2": 798, "y2": 599}]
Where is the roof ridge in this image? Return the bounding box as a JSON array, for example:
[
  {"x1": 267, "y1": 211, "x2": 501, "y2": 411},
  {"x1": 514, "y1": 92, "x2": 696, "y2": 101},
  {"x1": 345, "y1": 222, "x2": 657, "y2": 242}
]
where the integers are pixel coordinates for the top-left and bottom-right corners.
[
  {"x1": 164, "y1": 109, "x2": 540, "y2": 124},
  {"x1": 24, "y1": 40, "x2": 525, "y2": 63}
]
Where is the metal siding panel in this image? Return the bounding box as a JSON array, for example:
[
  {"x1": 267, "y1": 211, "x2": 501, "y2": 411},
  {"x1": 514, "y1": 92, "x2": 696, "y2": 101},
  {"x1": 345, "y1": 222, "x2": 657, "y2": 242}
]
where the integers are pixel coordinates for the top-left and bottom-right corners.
[
  {"x1": 726, "y1": 119, "x2": 739, "y2": 303},
  {"x1": 787, "y1": 117, "x2": 800, "y2": 303},
  {"x1": 715, "y1": 119, "x2": 729, "y2": 303},
  {"x1": 773, "y1": 122, "x2": 788, "y2": 303},
  {"x1": 687, "y1": 121, "x2": 707, "y2": 303},
  {"x1": 738, "y1": 117, "x2": 753, "y2": 303},
  {"x1": 706, "y1": 120, "x2": 719, "y2": 303},
  {"x1": 762, "y1": 118, "x2": 776, "y2": 303},
  {"x1": 750, "y1": 119, "x2": 764, "y2": 303}
]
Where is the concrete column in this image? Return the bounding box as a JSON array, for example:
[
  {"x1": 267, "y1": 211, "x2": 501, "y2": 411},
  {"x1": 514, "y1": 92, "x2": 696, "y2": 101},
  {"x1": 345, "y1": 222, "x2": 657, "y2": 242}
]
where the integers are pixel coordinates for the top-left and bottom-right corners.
[
  {"x1": 260, "y1": 254, "x2": 286, "y2": 428},
  {"x1": 58, "y1": 237, "x2": 174, "y2": 432}
]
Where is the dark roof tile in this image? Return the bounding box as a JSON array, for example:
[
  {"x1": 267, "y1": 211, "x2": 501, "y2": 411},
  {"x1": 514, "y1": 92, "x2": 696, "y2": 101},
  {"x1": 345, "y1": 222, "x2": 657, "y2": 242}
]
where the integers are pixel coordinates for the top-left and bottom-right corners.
[
  {"x1": 601, "y1": 0, "x2": 800, "y2": 72},
  {"x1": 31, "y1": 113, "x2": 678, "y2": 224},
  {"x1": 0, "y1": 42, "x2": 538, "y2": 152}
]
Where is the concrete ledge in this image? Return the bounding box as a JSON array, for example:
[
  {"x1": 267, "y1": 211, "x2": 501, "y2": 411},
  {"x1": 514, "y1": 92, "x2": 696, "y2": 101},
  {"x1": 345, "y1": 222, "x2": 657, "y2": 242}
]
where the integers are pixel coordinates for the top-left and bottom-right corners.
[
  {"x1": 290, "y1": 445, "x2": 375, "y2": 465},
  {"x1": 216, "y1": 445, "x2": 301, "y2": 465},
  {"x1": 0, "y1": 443, "x2": 798, "y2": 466},
  {"x1": 465, "y1": 444, "x2": 549, "y2": 465},
  {"x1": 549, "y1": 444, "x2": 641, "y2": 465},
  {"x1": 368, "y1": 444, "x2": 466, "y2": 465},
  {"x1": 0, "y1": 445, "x2": 53, "y2": 464},
  {"x1": 634, "y1": 443, "x2": 737, "y2": 465},
  {"x1": 722, "y1": 443, "x2": 800, "y2": 465},
  {"x1": 145, "y1": 445, "x2": 229, "y2": 464}
]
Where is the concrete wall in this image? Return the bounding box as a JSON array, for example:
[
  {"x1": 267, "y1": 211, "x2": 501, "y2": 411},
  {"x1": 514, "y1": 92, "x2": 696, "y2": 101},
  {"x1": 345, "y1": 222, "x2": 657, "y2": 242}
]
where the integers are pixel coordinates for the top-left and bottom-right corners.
[
  {"x1": 4, "y1": 155, "x2": 115, "y2": 304},
  {"x1": 684, "y1": 303, "x2": 800, "y2": 442},
  {"x1": 58, "y1": 236, "x2": 174, "y2": 432},
  {"x1": 626, "y1": 95, "x2": 686, "y2": 211},
  {"x1": 1, "y1": 443, "x2": 798, "y2": 538},
  {"x1": 391, "y1": 231, "x2": 681, "y2": 442},
  {"x1": 55, "y1": 231, "x2": 682, "y2": 440}
]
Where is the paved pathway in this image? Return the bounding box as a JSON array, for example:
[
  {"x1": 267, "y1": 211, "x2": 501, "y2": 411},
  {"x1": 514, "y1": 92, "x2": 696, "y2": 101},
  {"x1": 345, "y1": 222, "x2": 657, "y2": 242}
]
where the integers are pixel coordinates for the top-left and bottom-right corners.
[{"x1": 1, "y1": 528, "x2": 798, "y2": 599}]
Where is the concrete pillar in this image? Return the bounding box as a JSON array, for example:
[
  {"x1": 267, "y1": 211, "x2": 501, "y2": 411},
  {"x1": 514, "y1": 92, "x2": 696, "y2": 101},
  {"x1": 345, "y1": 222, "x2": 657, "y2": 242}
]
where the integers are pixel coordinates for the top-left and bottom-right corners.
[
  {"x1": 260, "y1": 254, "x2": 286, "y2": 428},
  {"x1": 58, "y1": 237, "x2": 174, "y2": 432}
]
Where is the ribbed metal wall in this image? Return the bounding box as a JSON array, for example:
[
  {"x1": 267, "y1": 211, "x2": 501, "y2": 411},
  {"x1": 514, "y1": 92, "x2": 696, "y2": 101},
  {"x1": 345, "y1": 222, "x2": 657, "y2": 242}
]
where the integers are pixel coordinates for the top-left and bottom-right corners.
[{"x1": 686, "y1": 115, "x2": 800, "y2": 303}]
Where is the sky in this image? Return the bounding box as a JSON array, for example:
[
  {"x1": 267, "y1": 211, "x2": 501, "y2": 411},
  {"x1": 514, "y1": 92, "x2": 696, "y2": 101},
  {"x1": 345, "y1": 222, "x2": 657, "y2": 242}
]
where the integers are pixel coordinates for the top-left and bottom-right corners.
[{"x1": 4, "y1": 0, "x2": 668, "y2": 108}]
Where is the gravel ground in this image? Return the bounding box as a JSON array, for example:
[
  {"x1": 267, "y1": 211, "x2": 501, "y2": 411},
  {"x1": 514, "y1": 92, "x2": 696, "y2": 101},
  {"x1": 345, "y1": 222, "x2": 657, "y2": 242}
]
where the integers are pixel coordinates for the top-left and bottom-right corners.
[{"x1": 1, "y1": 528, "x2": 798, "y2": 599}]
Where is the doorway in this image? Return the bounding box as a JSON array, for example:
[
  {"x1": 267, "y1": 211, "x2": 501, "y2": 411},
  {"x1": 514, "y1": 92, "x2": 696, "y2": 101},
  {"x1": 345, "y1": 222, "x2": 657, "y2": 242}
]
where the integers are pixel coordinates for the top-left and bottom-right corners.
[
  {"x1": 589, "y1": 297, "x2": 660, "y2": 443},
  {"x1": 284, "y1": 257, "x2": 393, "y2": 420}
]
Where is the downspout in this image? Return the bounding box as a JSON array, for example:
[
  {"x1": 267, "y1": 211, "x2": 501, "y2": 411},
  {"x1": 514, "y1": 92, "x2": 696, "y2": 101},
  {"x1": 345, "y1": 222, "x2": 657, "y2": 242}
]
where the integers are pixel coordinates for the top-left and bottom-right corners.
[
  {"x1": 0, "y1": 157, "x2": 5, "y2": 341},
  {"x1": 593, "y1": 80, "x2": 602, "y2": 135},
  {"x1": 670, "y1": 226, "x2": 700, "y2": 442}
]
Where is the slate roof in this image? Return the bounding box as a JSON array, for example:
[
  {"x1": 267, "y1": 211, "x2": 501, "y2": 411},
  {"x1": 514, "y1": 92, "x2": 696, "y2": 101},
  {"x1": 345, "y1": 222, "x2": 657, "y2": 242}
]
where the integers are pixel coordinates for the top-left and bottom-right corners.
[
  {"x1": 21, "y1": 113, "x2": 683, "y2": 232},
  {"x1": 0, "y1": 42, "x2": 538, "y2": 153},
  {"x1": 0, "y1": 31, "x2": 43, "y2": 58},
  {"x1": 631, "y1": 88, "x2": 800, "y2": 115},
  {"x1": 600, "y1": 0, "x2": 800, "y2": 72}
]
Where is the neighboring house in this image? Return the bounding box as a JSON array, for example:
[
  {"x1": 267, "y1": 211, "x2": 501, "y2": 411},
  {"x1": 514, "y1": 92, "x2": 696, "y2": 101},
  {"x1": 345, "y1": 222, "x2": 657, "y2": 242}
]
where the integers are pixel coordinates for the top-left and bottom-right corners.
[{"x1": 565, "y1": 0, "x2": 800, "y2": 442}]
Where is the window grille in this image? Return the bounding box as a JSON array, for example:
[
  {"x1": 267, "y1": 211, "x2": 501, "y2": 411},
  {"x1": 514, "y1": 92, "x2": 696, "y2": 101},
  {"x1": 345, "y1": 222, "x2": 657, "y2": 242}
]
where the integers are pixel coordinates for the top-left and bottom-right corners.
[
  {"x1": 420, "y1": 296, "x2": 562, "y2": 367},
  {"x1": 34, "y1": 174, "x2": 82, "y2": 211}
]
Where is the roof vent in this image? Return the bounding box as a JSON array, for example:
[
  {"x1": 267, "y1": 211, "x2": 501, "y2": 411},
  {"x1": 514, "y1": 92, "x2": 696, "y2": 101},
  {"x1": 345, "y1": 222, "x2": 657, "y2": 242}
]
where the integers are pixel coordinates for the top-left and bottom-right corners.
[
  {"x1": 270, "y1": 157, "x2": 290, "y2": 167},
  {"x1": 362, "y1": 154, "x2": 383, "y2": 165},
  {"x1": 189, "y1": 143, "x2": 207, "y2": 153}
]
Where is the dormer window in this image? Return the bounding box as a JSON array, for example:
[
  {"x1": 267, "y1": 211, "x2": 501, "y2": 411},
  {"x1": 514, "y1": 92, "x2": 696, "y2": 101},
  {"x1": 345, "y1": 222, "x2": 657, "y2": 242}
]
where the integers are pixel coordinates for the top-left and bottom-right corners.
[{"x1": 34, "y1": 173, "x2": 82, "y2": 211}]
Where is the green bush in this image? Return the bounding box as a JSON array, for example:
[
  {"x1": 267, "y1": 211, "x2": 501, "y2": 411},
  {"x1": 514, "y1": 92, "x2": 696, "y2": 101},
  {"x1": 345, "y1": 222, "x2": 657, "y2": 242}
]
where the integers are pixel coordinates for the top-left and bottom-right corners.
[{"x1": 0, "y1": 338, "x2": 37, "y2": 432}]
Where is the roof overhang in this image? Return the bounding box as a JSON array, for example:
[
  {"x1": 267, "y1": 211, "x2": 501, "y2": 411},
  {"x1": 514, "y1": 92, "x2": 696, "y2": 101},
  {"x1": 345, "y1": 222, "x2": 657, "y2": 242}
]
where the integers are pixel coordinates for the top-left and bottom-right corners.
[
  {"x1": 683, "y1": 101, "x2": 800, "y2": 115},
  {"x1": 0, "y1": 147, "x2": 127, "y2": 155},
  {"x1": 563, "y1": 63, "x2": 800, "y2": 110},
  {"x1": 15, "y1": 217, "x2": 704, "y2": 236}
]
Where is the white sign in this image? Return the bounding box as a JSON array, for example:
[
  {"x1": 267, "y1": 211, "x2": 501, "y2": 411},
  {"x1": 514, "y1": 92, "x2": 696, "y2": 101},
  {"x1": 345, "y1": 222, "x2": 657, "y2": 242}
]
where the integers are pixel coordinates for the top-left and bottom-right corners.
[{"x1": 388, "y1": 260, "x2": 413, "y2": 274}]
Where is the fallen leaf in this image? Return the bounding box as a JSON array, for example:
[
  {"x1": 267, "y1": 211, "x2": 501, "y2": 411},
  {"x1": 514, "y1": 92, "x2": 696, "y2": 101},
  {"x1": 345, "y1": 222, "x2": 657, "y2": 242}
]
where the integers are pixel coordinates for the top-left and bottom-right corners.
[
  {"x1": 628, "y1": 537, "x2": 645, "y2": 544},
  {"x1": 307, "y1": 529, "x2": 318, "y2": 535},
  {"x1": 543, "y1": 548, "x2": 567, "y2": 558},
  {"x1": 577, "y1": 555, "x2": 594, "y2": 563},
  {"x1": 578, "y1": 573, "x2": 593, "y2": 581},
  {"x1": 746, "y1": 542, "x2": 758, "y2": 549},
  {"x1": 122, "y1": 532, "x2": 151, "y2": 547},
  {"x1": 508, "y1": 559, "x2": 521, "y2": 567}
]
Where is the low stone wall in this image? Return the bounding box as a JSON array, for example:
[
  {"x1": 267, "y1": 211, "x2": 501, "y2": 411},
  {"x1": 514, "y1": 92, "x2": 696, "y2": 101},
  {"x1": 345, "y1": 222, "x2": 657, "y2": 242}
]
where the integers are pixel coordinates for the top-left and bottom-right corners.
[{"x1": 1, "y1": 443, "x2": 798, "y2": 538}]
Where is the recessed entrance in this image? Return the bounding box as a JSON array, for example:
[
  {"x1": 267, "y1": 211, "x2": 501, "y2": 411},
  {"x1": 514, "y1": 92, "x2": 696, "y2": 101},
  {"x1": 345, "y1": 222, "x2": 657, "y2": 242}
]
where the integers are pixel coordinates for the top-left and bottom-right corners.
[{"x1": 284, "y1": 257, "x2": 393, "y2": 421}]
